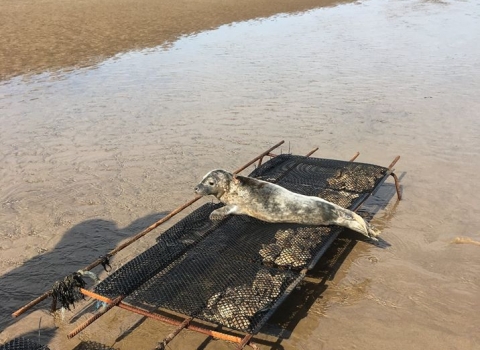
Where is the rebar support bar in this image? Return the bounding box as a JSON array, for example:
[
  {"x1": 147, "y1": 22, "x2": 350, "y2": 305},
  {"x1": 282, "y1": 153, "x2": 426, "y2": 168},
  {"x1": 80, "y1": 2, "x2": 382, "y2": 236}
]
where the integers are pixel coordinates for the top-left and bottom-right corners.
[
  {"x1": 237, "y1": 334, "x2": 254, "y2": 350},
  {"x1": 67, "y1": 295, "x2": 123, "y2": 339},
  {"x1": 391, "y1": 172, "x2": 402, "y2": 200},
  {"x1": 388, "y1": 155, "x2": 401, "y2": 170},
  {"x1": 387, "y1": 156, "x2": 402, "y2": 200},
  {"x1": 156, "y1": 317, "x2": 193, "y2": 350},
  {"x1": 79, "y1": 289, "x2": 258, "y2": 349},
  {"x1": 350, "y1": 152, "x2": 360, "y2": 162},
  {"x1": 234, "y1": 141, "x2": 284, "y2": 174}
]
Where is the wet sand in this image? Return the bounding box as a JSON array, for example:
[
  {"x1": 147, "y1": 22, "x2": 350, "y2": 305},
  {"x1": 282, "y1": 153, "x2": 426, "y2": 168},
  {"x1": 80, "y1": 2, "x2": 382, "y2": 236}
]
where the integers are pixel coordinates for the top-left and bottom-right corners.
[
  {"x1": 1, "y1": 0, "x2": 480, "y2": 349},
  {"x1": 0, "y1": 0, "x2": 348, "y2": 80}
]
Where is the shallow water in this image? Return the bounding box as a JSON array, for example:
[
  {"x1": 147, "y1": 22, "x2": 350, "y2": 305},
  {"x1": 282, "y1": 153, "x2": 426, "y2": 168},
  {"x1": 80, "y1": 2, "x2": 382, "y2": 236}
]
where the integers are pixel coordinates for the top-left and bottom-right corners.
[{"x1": 1, "y1": 0, "x2": 480, "y2": 348}]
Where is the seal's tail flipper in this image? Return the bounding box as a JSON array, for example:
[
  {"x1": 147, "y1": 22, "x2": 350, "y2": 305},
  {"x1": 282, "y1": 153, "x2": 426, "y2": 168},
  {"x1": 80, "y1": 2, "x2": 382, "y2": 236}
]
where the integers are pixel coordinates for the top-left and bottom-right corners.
[
  {"x1": 366, "y1": 222, "x2": 381, "y2": 240},
  {"x1": 345, "y1": 211, "x2": 380, "y2": 241}
]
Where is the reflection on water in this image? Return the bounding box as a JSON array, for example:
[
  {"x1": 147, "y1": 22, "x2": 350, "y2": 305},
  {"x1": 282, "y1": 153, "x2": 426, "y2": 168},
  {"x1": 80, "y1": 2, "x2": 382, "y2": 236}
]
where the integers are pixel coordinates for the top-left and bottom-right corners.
[{"x1": 1, "y1": 0, "x2": 480, "y2": 348}]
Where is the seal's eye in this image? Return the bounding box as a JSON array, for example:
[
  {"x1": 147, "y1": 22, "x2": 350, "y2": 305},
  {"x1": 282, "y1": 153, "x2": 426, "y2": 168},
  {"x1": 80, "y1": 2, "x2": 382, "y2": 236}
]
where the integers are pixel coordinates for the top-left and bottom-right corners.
[{"x1": 208, "y1": 180, "x2": 215, "y2": 186}]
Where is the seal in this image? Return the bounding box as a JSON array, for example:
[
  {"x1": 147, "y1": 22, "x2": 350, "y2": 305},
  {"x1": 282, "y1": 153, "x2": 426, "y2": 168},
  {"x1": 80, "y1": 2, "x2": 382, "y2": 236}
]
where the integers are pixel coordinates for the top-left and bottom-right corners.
[{"x1": 194, "y1": 169, "x2": 380, "y2": 240}]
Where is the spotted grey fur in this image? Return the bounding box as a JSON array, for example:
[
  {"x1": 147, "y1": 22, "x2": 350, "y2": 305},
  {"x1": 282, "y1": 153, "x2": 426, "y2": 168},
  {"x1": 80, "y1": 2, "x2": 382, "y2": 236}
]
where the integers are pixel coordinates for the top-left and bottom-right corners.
[{"x1": 194, "y1": 169, "x2": 379, "y2": 240}]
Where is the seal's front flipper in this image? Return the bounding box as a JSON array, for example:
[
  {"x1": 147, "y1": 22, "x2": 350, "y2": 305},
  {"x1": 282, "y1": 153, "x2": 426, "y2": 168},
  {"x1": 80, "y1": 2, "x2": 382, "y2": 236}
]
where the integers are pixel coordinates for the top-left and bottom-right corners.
[{"x1": 209, "y1": 205, "x2": 237, "y2": 221}]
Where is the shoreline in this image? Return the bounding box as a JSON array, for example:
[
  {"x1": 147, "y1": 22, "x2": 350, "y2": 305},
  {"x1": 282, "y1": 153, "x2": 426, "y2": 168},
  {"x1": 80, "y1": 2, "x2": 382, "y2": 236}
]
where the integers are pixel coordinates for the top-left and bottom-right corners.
[{"x1": 0, "y1": 0, "x2": 349, "y2": 80}]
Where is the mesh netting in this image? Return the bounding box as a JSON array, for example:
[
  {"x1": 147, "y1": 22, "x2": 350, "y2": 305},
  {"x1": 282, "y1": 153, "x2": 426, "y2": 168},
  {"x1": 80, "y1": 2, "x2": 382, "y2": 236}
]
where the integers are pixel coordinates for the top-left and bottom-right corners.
[
  {"x1": 0, "y1": 338, "x2": 50, "y2": 350},
  {"x1": 94, "y1": 155, "x2": 388, "y2": 333},
  {"x1": 95, "y1": 204, "x2": 222, "y2": 298}
]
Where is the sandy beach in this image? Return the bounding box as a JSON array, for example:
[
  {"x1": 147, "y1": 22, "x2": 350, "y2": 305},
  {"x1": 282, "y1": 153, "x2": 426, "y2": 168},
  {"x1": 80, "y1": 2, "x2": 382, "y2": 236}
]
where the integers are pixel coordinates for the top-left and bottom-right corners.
[
  {"x1": 0, "y1": 0, "x2": 347, "y2": 80},
  {"x1": 1, "y1": 0, "x2": 480, "y2": 349}
]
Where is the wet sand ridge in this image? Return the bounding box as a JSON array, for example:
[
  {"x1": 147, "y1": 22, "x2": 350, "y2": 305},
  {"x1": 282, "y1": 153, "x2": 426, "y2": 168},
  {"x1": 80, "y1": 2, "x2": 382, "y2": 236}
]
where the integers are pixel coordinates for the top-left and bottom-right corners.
[{"x1": 0, "y1": 0, "x2": 347, "y2": 80}]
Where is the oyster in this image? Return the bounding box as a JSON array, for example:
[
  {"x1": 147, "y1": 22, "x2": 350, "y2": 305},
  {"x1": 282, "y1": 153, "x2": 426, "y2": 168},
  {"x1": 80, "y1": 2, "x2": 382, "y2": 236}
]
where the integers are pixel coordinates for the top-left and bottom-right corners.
[
  {"x1": 274, "y1": 228, "x2": 294, "y2": 247},
  {"x1": 327, "y1": 166, "x2": 379, "y2": 192},
  {"x1": 259, "y1": 243, "x2": 282, "y2": 263},
  {"x1": 275, "y1": 247, "x2": 309, "y2": 268},
  {"x1": 275, "y1": 228, "x2": 294, "y2": 241},
  {"x1": 227, "y1": 315, "x2": 251, "y2": 332},
  {"x1": 216, "y1": 299, "x2": 236, "y2": 319},
  {"x1": 206, "y1": 291, "x2": 222, "y2": 308}
]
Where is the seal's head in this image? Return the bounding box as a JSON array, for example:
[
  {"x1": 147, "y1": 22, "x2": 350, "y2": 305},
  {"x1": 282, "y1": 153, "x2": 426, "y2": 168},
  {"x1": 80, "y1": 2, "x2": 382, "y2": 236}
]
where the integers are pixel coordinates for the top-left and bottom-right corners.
[{"x1": 194, "y1": 169, "x2": 233, "y2": 199}]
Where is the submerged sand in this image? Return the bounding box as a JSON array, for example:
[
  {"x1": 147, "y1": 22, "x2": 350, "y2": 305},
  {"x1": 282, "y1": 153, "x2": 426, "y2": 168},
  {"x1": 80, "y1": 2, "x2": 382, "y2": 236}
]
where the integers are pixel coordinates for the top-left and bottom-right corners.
[{"x1": 1, "y1": 0, "x2": 480, "y2": 349}]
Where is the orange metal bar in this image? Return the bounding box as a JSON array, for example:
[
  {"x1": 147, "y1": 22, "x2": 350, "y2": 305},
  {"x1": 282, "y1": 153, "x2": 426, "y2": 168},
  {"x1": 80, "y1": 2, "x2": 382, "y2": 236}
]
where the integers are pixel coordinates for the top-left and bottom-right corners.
[
  {"x1": 388, "y1": 155, "x2": 401, "y2": 170},
  {"x1": 233, "y1": 140, "x2": 284, "y2": 174},
  {"x1": 156, "y1": 317, "x2": 193, "y2": 350},
  {"x1": 80, "y1": 288, "x2": 114, "y2": 303},
  {"x1": 12, "y1": 293, "x2": 51, "y2": 318},
  {"x1": 258, "y1": 146, "x2": 317, "y2": 170},
  {"x1": 80, "y1": 289, "x2": 257, "y2": 347},
  {"x1": 67, "y1": 295, "x2": 123, "y2": 339},
  {"x1": 350, "y1": 152, "x2": 360, "y2": 162},
  {"x1": 391, "y1": 173, "x2": 402, "y2": 200},
  {"x1": 305, "y1": 147, "x2": 319, "y2": 157},
  {"x1": 386, "y1": 156, "x2": 402, "y2": 200},
  {"x1": 257, "y1": 156, "x2": 264, "y2": 168},
  {"x1": 237, "y1": 334, "x2": 254, "y2": 349}
]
